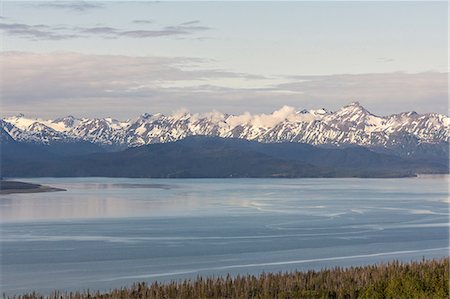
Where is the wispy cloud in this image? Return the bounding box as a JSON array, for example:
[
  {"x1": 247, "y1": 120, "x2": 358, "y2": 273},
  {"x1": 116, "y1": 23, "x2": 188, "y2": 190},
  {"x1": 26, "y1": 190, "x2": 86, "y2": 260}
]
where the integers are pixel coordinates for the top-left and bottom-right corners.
[
  {"x1": 0, "y1": 21, "x2": 211, "y2": 41},
  {"x1": 79, "y1": 26, "x2": 118, "y2": 34},
  {"x1": 180, "y1": 20, "x2": 200, "y2": 26},
  {"x1": 0, "y1": 23, "x2": 79, "y2": 40},
  {"x1": 1, "y1": 52, "x2": 447, "y2": 118},
  {"x1": 1, "y1": 51, "x2": 261, "y2": 98},
  {"x1": 0, "y1": 52, "x2": 274, "y2": 117},
  {"x1": 132, "y1": 20, "x2": 153, "y2": 24},
  {"x1": 275, "y1": 72, "x2": 448, "y2": 114},
  {"x1": 377, "y1": 57, "x2": 395, "y2": 63},
  {"x1": 164, "y1": 24, "x2": 210, "y2": 32},
  {"x1": 34, "y1": 1, "x2": 104, "y2": 12}
]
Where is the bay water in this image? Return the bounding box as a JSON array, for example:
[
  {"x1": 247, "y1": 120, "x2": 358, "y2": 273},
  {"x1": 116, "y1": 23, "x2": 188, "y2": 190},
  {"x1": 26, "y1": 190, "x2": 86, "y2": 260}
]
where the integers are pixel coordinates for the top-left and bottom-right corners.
[{"x1": 1, "y1": 176, "x2": 448, "y2": 295}]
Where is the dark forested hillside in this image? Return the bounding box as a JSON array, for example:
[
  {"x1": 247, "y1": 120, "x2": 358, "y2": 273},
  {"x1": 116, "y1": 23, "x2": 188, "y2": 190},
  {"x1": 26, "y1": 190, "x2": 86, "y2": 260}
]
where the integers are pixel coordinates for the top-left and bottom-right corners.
[{"x1": 1, "y1": 136, "x2": 448, "y2": 178}]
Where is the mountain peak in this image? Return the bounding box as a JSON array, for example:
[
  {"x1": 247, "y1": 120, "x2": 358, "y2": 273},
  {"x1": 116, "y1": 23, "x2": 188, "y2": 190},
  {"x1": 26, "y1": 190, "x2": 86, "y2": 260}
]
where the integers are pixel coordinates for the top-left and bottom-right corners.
[
  {"x1": 338, "y1": 101, "x2": 370, "y2": 115},
  {"x1": 53, "y1": 115, "x2": 76, "y2": 122},
  {"x1": 349, "y1": 101, "x2": 361, "y2": 107},
  {"x1": 28, "y1": 122, "x2": 53, "y2": 130}
]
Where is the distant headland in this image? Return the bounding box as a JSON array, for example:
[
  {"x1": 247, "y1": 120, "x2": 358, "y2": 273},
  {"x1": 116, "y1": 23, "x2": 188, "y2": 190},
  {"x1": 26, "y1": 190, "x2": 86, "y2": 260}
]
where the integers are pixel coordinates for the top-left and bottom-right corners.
[{"x1": 0, "y1": 180, "x2": 66, "y2": 195}]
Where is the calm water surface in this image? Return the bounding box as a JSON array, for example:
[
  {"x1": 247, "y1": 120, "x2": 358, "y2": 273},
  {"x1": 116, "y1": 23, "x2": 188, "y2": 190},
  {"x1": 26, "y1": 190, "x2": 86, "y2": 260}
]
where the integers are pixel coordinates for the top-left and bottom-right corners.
[{"x1": 1, "y1": 177, "x2": 449, "y2": 295}]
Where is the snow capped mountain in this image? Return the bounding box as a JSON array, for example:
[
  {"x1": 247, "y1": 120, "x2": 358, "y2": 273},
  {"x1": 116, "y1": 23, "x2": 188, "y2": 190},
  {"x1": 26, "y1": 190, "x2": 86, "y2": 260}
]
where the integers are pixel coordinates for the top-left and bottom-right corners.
[
  {"x1": 51, "y1": 115, "x2": 78, "y2": 131},
  {"x1": 2, "y1": 102, "x2": 448, "y2": 158}
]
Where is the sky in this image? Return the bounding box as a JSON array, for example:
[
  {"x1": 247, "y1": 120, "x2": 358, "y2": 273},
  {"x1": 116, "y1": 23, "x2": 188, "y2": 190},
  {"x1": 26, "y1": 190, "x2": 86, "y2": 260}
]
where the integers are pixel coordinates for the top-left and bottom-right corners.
[{"x1": 0, "y1": 1, "x2": 448, "y2": 119}]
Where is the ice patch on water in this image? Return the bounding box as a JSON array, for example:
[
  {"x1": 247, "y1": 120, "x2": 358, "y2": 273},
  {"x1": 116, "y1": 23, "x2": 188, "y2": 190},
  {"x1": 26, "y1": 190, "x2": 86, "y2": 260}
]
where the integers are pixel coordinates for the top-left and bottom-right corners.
[
  {"x1": 409, "y1": 209, "x2": 436, "y2": 215},
  {"x1": 385, "y1": 222, "x2": 450, "y2": 229}
]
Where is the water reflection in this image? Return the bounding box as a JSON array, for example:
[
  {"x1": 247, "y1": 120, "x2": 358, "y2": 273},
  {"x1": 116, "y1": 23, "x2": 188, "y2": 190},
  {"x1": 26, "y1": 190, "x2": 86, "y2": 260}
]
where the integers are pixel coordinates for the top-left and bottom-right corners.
[{"x1": 1, "y1": 176, "x2": 448, "y2": 222}]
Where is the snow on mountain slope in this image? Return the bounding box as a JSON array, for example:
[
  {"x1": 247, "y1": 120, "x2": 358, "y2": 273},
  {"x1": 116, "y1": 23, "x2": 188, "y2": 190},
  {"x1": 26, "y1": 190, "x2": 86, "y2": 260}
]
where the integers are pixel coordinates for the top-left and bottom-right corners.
[{"x1": 2, "y1": 102, "x2": 448, "y2": 154}]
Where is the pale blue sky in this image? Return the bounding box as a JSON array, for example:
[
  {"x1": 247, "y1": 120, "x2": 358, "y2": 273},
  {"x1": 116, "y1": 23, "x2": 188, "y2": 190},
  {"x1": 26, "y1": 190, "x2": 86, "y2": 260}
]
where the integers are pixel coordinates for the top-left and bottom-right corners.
[{"x1": 0, "y1": 1, "x2": 448, "y2": 118}]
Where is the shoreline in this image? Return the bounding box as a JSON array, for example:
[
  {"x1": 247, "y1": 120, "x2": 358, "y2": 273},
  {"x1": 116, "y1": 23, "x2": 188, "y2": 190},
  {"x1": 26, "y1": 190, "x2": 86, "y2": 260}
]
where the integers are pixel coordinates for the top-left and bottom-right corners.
[
  {"x1": 0, "y1": 180, "x2": 66, "y2": 195},
  {"x1": 5, "y1": 173, "x2": 450, "y2": 180},
  {"x1": 5, "y1": 257, "x2": 449, "y2": 299}
]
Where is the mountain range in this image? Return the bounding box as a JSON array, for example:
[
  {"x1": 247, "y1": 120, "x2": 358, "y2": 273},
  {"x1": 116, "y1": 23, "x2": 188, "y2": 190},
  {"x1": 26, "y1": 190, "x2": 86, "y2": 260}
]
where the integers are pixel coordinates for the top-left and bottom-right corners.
[{"x1": 1, "y1": 102, "x2": 448, "y2": 178}]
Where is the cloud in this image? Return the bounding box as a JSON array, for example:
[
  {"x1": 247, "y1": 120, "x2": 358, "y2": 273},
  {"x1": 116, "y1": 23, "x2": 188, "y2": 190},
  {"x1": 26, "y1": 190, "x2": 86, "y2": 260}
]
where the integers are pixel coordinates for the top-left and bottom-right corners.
[
  {"x1": 276, "y1": 72, "x2": 448, "y2": 114},
  {"x1": 132, "y1": 20, "x2": 153, "y2": 24},
  {"x1": 227, "y1": 106, "x2": 301, "y2": 128},
  {"x1": 0, "y1": 51, "x2": 260, "y2": 101},
  {"x1": 376, "y1": 57, "x2": 395, "y2": 63},
  {"x1": 118, "y1": 28, "x2": 190, "y2": 38},
  {"x1": 180, "y1": 20, "x2": 200, "y2": 26},
  {"x1": 171, "y1": 108, "x2": 190, "y2": 119},
  {"x1": 164, "y1": 25, "x2": 210, "y2": 32},
  {"x1": 78, "y1": 26, "x2": 117, "y2": 34},
  {"x1": 34, "y1": 1, "x2": 104, "y2": 12},
  {"x1": 0, "y1": 52, "x2": 280, "y2": 118},
  {"x1": 0, "y1": 21, "x2": 210, "y2": 41},
  {"x1": 0, "y1": 23, "x2": 80, "y2": 40},
  {"x1": 1, "y1": 52, "x2": 447, "y2": 118}
]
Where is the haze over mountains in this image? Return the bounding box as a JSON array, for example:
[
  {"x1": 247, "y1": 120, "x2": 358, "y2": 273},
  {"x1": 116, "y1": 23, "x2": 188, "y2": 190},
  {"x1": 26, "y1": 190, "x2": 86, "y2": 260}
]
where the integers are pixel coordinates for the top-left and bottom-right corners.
[{"x1": 1, "y1": 102, "x2": 448, "y2": 178}]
